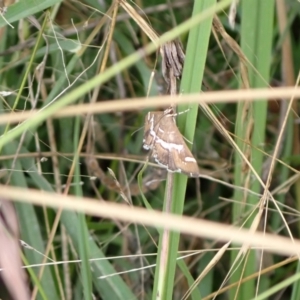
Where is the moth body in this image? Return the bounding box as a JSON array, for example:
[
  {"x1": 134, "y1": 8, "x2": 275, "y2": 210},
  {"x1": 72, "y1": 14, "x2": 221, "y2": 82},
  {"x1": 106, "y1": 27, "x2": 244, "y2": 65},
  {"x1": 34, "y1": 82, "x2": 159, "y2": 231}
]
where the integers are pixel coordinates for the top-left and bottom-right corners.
[{"x1": 143, "y1": 110, "x2": 200, "y2": 177}]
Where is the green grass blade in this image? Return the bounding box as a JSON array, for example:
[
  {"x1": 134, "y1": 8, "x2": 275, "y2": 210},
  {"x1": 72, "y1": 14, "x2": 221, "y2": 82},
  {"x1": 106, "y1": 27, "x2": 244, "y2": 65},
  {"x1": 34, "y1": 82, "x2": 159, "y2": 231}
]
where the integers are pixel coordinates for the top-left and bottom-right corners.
[
  {"x1": 231, "y1": 0, "x2": 275, "y2": 298},
  {"x1": 0, "y1": 0, "x2": 63, "y2": 29},
  {"x1": 152, "y1": 1, "x2": 218, "y2": 299},
  {"x1": 252, "y1": 271, "x2": 300, "y2": 300}
]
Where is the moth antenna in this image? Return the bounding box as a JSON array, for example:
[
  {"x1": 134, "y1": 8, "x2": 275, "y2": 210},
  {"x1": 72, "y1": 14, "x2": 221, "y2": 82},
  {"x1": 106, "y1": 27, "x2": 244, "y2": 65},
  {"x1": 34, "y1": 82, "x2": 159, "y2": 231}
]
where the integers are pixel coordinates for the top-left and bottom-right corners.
[
  {"x1": 176, "y1": 108, "x2": 191, "y2": 115},
  {"x1": 165, "y1": 107, "x2": 194, "y2": 145},
  {"x1": 164, "y1": 107, "x2": 191, "y2": 117},
  {"x1": 131, "y1": 126, "x2": 144, "y2": 137}
]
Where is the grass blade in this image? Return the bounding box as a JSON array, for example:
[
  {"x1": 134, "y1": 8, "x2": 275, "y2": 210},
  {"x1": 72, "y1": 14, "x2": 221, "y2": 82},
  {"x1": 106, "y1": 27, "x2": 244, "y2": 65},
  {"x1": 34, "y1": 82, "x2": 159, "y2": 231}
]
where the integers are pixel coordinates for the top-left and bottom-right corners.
[
  {"x1": 231, "y1": 1, "x2": 275, "y2": 298},
  {"x1": 153, "y1": 1, "x2": 218, "y2": 299}
]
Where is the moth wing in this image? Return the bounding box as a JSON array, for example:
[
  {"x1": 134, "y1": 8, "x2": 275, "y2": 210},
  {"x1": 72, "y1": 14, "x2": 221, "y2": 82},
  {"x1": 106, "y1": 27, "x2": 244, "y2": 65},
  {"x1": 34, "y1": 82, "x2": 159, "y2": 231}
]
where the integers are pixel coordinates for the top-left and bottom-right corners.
[
  {"x1": 143, "y1": 112, "x2": 162, "y2": 150},
  {"x1": 163, "y1": 123, "x2": 200, "y2": 177},
  {"x1": 167, "y1": 149, "x2": 180, "y2": 173},
  {"x1": 152, "y1": 143, "x2": 170, "y2": 169},
  {"x1": 171, "y1": 146, "x2": 200, "y2": 177}
]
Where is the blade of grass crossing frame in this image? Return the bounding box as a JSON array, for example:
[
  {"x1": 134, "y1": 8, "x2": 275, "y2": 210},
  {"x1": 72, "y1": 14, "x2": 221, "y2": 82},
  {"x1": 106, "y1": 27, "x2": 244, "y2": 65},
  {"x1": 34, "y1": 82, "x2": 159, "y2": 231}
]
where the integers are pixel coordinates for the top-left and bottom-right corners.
[
  {"x1": 231, "y1": 1, "x2": 274, "y2": 299},
  {"x1": 152, "y1": 1, "x2": 217, "y2": 299}
]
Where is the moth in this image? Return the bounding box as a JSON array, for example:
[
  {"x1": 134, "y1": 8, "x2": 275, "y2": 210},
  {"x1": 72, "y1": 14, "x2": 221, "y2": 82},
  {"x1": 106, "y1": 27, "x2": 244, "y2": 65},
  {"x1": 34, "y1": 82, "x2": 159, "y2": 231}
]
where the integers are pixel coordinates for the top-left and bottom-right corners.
[{"x1": 143, "y1": 109, "x2": 200, "y2": 177}]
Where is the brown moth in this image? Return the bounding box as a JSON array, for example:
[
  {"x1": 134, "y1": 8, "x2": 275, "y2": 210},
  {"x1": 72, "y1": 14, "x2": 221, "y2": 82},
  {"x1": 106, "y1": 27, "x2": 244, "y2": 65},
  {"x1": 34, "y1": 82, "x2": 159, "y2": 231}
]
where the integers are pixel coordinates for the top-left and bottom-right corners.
[{"x1": 143, "y1": 109, "x2": 200, "y2": 177}]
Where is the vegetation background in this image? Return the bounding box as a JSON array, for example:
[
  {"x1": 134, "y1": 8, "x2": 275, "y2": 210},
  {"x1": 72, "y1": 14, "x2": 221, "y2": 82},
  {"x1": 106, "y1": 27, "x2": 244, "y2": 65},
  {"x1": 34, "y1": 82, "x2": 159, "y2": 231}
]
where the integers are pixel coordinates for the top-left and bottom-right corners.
[{"x1": 0, "y1": 0, "x2": 300, "y2": 299}]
